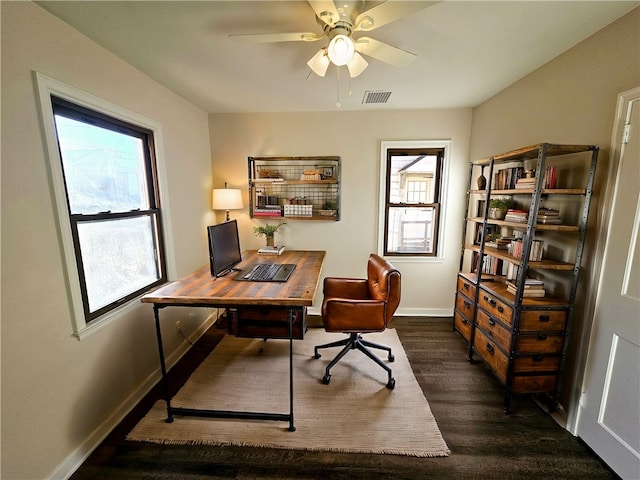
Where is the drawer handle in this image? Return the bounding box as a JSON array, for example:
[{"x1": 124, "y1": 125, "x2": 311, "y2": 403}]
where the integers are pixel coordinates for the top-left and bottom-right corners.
[
  {"x1": 463, "y1": 283, "x2": 470, "y2": 291},
  {"x1": 537, "y1": 334, "x2": 548, "y2": 340},
  {"x1": 489, "y1": 318, "x2": 496, "y2": 326},
  {"x1": 497, "y1": 306, "x2": 504, "y2": 313},
  {"x1": 539, "y1": 315, "x2": 550, "y2": 322},
  {"x1": 486, "y1": 343, "x2": 494, "y2": 354},
  {"x1": 464, "y1": 301, "x2": 471, "y2": 308},
  {"x1": 532, "y1": 355, "x2": 544, "y2": 362},
  {"x1": 488, "y1": 298, "x2": 496, "y2": 307}
]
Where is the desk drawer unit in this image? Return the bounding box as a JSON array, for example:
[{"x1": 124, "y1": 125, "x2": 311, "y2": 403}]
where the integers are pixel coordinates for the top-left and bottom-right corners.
[
  {"x1": 478, "y1": 289, "x2": 513, "y2": 327},
  {"x1": 232, "y1": 307, "x2": 306, "y2": 340}
]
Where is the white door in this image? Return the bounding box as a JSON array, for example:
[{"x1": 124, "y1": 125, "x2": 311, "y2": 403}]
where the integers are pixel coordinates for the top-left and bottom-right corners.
[{"x1": 576, "y1": 88, "x2": 640, "y2": 479}]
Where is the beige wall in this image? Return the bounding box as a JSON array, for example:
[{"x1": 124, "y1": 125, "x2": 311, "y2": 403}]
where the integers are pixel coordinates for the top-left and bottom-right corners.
[
  {"x1": 469, "y1": 8, "x2": 640, "y2": 419},
  {"x1": 1, "y1": 3, "x2": 214, "y2": 478},
  {"x1": 208, "y1": 110, "x2": 472, "y2": 314}
]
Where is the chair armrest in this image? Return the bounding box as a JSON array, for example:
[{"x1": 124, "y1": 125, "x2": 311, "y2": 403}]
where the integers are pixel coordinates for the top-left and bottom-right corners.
[{"x1": 324, "y1": 277, "x2": 370, "y2": 299}]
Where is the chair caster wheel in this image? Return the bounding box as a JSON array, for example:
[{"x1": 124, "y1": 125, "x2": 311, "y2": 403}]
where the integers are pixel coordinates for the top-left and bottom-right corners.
[
  {"x1": 386, "y1": 378, "x2": 396, "y2": 390},
  {"x1": 322, "y1": 374, "x2": 331, "y2": 385},
  {"x1": 314, "y1": 352, "x2": 321, "y2": 359},
  {"x1": 388, "y1": 354, "x2": 395, "y2": 362}
]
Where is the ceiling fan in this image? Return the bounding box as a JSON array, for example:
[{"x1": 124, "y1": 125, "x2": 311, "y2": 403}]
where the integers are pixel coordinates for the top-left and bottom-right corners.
[{"x1": 229, "y1": 1, "x2": 434, "y2": 78}]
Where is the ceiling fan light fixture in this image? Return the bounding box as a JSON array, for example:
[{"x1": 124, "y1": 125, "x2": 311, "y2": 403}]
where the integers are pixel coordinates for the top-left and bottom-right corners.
[
  {"x1": 347, "y1": 52, "x2": 368, "y2": 77},
  {"x1": 327, "y1": 34, "x2": 354, "y2": 66},
  {"x1": 307, "y1": 48, "x2": 330, "y2": 77}
]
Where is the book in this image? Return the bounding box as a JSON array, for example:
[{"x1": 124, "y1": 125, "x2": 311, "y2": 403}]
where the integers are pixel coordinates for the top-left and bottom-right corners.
[
  {"x1": 507, "y1": 285, "x2": 545, "y2": 297},
  {"x1": 258, "y1": 245, "x2": 285, "y2": 255},
  {"x1": 504, "y1": 209, "x2": 528, "y2": 223}
]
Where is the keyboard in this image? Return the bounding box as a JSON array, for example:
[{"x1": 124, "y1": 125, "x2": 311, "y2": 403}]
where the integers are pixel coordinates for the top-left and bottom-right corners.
[
  {"x1": 235, "y1": 263, "x2": 296, "y2": 282},
  {"x1": 251, "y1": 263, "x2": 281, "y2": 281}
]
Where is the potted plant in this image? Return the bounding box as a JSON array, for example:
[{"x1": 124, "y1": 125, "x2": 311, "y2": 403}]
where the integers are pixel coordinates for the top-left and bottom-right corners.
[
  {"x1": 319, "y1": 200, "x2": 337, "y2": 216},
  {"x1": 488, "y1": 198, "x2": 513, "y2": 219},
  {"x1": 253, "y1": 222, "x2": 286, "y2": 246}
]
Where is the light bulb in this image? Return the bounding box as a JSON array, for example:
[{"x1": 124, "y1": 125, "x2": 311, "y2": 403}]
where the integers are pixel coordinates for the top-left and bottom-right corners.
[{"x1": 327, "y1": 34, "x2": 355, "y2": 66}]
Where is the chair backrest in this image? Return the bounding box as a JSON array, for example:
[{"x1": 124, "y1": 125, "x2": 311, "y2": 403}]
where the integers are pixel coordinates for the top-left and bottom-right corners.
[{"x1": 367, "y1": 254, "x2": 401, "y2": 323}]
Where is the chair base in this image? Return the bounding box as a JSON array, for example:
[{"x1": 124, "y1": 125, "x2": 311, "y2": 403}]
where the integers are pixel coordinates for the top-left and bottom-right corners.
[{"x1": 313, "y1": 332, "x2": 395, "y2": 389}]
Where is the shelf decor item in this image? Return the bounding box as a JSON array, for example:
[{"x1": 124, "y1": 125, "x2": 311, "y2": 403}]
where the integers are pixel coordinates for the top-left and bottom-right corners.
[
  {"x1": 477, "y1": 166, "x2": 487, "y2": 190},
  {"x1": 488, "y1": 198, "x2": 513, "y2": 219},
  {"x1": 253, "y1": 222, "x2": 286, "y2": 247}
]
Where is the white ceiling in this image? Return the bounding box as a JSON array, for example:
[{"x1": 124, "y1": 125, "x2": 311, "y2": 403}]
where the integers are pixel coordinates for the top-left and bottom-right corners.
[{"x1": 37, "y1": 1, "x2": 638, "y2": 113}]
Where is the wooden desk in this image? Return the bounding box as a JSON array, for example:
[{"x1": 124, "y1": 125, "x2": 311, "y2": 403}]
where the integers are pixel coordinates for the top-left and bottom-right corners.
[{"x1": 141, "y1": 250, "x2": 325, "y2": 432}]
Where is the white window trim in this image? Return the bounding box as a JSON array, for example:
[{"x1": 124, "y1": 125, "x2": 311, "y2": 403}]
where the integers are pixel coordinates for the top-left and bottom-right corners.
[
  {"x1": 34, "y1": 72, "x2": 176, "y2": 340},
  {"x1": 378, "y1": 140, "x2": 451, "y2": 262}
]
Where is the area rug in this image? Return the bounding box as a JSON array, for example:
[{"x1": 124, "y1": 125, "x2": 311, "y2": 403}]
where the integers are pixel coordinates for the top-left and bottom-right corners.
[{"x1": 127, "y1": 328, "x2": 450, "y2": 457}]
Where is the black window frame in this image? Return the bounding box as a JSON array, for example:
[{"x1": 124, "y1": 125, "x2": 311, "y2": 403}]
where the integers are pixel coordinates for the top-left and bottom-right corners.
[
  {"x1": 51, "y1": 96, "x2": 167, "y2": 322},
  {"x1": 383, "y1": 147, "x2": 444, "y2": 257}
]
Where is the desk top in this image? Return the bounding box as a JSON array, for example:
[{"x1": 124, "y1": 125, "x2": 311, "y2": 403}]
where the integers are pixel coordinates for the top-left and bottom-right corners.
[{"x1": 141, "y1": 250, "x2": 325, "y2": 308}]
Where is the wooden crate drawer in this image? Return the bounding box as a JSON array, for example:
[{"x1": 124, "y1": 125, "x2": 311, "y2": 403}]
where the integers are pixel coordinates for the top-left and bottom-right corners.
[
  {"x1": 519, "y1": 310, "x2": 567, "y2": 332},
  {"x1": 478, "y1": 290, "x2": 513, "y2": 326},
  {"x1": 457, "y1": 275, "x2": 476, "y2": 299},
  {"x1": 476, "y1": 309, "x2": 511, "y2": 352},
  {"x1": 516, "y1": 334, "x2": 564, "y2": 354},
  {"x1": 454, "y1": 310, "x2": 473, "y2": 342},
  {"x1": 234, "y1": 307, "x2": 306, "y2": 339},
  {"x1": 511, "y1": 375, "x2": 558, "y2": 394},
  {"x1": 474, "y1": 329, "x2": 508, "y2": 383},
  {"x1": 455, "y1": 293, "x2": 475, "y2": 320},
  {"x1": 513, "y1": 355, "x2": 560, "y2": 373}
]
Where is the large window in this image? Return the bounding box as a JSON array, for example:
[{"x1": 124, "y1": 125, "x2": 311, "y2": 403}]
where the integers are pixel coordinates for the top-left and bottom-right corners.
[
  {"x1": 51, "y1": 96, "x2": 166, "y2": 325},
  {"x1": 381, "y1": 146, "x2": 445, "y2": 256}
]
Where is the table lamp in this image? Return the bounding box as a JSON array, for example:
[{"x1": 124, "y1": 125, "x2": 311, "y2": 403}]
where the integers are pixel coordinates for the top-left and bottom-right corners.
[{"x1": 212, "y1": 183, "x2": 243, "y2": 221}]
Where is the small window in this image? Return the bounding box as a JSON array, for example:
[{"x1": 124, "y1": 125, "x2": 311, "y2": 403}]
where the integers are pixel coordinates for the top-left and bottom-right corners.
[
  {"x1": 382, "y1": 147, "x2": 444, "y2": 256},
  {"x1": 51, "y1": 96, "x2": 167, "y2": 323}
]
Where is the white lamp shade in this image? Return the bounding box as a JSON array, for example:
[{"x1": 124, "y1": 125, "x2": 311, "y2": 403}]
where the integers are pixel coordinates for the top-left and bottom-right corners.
[
  {"x1": 212, "y1": 188, "x2": 243, "y2": 211},
  {"x1": 307, "y1": 48, "x2": 330, "y2": 77},
  {"x1": 327, "y1": 35, "x2": 355, "y2": 66},
  {"x1": 347, "y1": 52, "x2": 368, "y2": 77}
]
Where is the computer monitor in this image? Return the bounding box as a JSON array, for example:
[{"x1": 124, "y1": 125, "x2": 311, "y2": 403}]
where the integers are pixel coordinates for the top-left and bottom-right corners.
[{"x1": 207, "y1": 220, "x2": 242, "y2": 277}]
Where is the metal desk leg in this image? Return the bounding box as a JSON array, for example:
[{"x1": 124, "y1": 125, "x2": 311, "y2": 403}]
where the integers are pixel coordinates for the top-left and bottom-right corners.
[
  {"x1": 287, "y1": 308, "x2": 296, "y2": 432},
  {"x1": 153, "y1": 304, "x2": 174, "y2": 423}
]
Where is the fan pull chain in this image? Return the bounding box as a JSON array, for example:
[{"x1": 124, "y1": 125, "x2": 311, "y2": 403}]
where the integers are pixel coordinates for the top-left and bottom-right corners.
[{"x1": 336, "y1": 66, "x2": 341, "y2": 108}]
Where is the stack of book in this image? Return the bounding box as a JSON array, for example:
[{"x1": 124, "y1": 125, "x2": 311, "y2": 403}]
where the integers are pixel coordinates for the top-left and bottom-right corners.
[
  {"x1": 515, "y1": 177, "x2": 536, "y2": 189},
  {"x1": 485, "y1": 237, "x2": 511, "y2": 250},
  {"x1": 506, "y1": 278, "x2": 545, "y2": 297},
  {"x1": 504, "y1": 209, "x2": 528, "y2": 223},
  {"x1": 258, "y1": 245, "x2": 285, "y2": 255},
  {"x1": 537, "y1": 207, "x2": 561, "y2": 224},
  {"x1": 253, "y1": 205, "x2": 282, "y2": 217}
]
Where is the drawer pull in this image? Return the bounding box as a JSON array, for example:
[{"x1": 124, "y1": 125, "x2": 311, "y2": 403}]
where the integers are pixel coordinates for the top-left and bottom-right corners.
[
  {"x1": 488, "y1": 298, "x2": 496, "y2": 307},
  {"x1": 537, "y1": 334, "x2": 548, "y2": 340},
  {"x1": 532, "y1": 355, "x2": 544, "y2": 362},
  {"x1": 463, "y1": 283, "x2": 470, "y2": 291},
  {"x1": 497, "y1": 305, "x2": 504, "y2": 313},
  {"x1": 464, "y1": 301, "x2": 471, "y2": 308},
  {"x1": 539, "y1": 315, "x2": 550, "y2": 323},
  {"x1": 486, "y1": 343, "x2": 494, "y2": 354},
  {"x1": 489, "y1": 318, "x2": 496, "y2": 326}
]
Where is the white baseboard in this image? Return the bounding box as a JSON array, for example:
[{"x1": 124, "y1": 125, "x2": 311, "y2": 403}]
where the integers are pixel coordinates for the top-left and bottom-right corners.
[{"x1": 48, "y1": 312, "x2": 219, "y2": 480}]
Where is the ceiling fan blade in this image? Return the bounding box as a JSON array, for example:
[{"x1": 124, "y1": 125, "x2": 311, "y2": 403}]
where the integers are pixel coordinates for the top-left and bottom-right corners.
[
  {"x1": 354, "y1": 1, "x2": 436, "y2": 32},
  {"x1": 229, "y1": 32, "x2": 323, "y2": 43},
  {"x1": 307, "y1": 0, "x2": 339, "y2": 26},
  {"x1": 307, "y1": 48, "x2": 330, "y2": 77},
  {"x1": 355, "y1": 37, "x2": 416, "y2": 67},
  {"x1": 347, "y1": 52, "x2": 368, "y2": 77}
]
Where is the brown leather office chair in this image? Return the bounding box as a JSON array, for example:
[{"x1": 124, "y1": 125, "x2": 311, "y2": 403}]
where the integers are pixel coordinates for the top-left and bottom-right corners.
[{"x1": 313, "y1": 254, "x2": 401, "y2": 389}]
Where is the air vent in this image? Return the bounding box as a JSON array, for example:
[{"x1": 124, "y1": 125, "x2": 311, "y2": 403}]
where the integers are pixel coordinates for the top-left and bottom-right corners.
[{"x1": 362, "y1": 90, "x2": 392, "y2": 104}]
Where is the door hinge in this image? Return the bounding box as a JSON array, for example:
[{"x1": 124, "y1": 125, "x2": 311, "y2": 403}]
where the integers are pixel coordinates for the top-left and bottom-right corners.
[{"x1": 622, "y1": 122, "x2": 631, "y2": 144}]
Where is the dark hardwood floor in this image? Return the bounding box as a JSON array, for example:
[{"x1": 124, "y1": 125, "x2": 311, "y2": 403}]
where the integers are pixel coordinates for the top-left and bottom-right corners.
[{"x1": 71, "y1": 317, "x2": 618, "y2": 480}]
